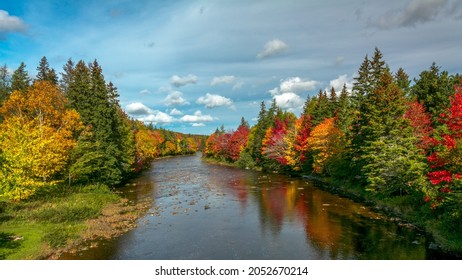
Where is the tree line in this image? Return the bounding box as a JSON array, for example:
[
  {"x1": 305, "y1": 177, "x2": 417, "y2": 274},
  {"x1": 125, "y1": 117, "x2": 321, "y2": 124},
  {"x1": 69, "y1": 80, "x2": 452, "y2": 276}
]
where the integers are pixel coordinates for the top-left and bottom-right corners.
[
  {"x1": 0, "y1": 57, "x2": 204, "y2": 201},
  {"x1": 204, "y1": 48, "x2": 462, "y2": 241}
]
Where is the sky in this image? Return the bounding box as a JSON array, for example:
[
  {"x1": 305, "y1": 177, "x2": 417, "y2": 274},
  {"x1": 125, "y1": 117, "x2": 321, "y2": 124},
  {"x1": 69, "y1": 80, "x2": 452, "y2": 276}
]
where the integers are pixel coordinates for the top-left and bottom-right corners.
[{"x1": 1, "y1": 0, "x2": 461, "y2": 135}]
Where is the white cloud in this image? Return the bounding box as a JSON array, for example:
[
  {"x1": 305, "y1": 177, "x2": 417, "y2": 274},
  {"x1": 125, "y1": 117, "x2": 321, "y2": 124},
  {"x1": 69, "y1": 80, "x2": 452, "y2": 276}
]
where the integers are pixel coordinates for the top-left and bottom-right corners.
[
  {"x1": 210, "y1": 75, "x2": 236, "y2": 86},
  {"x1": 180, "y1": 110, "x2": 215, "y2": 122},
  {"x1": 196, "y1": 93, "x2": 233, "y2": 108},
  {"x1": 170, "y1": 74, "x2": 197, "y2": 87},
  {"x1": 256, "y1": 39, "x2": 288, "y2": 59},
  {"x1": 274, "y1": 92, "x2": 304, "y2": 110},
  {"x1": 125, "y1": 102, "x2": 153, "y2": 115},
  {"x1": 0, "y1": 10, "x2": 27, "y2": 34},
  {"x1": 164, "y1": 90, "x2": 190, "y2": 106},
  {"x1": 169, "y1": 108, "x2": 183, "y2": 116},
  {"x1": 192, "y1": 123, "x2": 206, "y2": 127},
  {"x1": 140, "y1": 111, "x2": 174, "y2": 124},
  {"x1": 327, "y1": 74, "x2": 353, "y2": 93},
  {"x1": 279, "y1": 77, "x2": 319, "y2": 94},
  {"x1": 268, "y1": 77, "x2": 318, "y2": 111},
  {"x1": 139, "y1": 89, "x2": 150, "y2": 95}
]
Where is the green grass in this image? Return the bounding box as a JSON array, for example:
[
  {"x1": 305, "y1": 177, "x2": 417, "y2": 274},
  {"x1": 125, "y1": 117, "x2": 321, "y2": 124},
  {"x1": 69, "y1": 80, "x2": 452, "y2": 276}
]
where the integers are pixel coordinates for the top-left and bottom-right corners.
[{"x1": 0, "y1": 184, "x2": 120, "y2": 259}]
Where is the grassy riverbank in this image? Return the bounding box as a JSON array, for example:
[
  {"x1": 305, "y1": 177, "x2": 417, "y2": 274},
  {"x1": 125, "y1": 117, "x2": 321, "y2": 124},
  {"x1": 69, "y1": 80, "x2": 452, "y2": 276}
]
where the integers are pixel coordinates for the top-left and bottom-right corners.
[{"x1": 0, "y1": 184, "x2": 150, "y2": 260}]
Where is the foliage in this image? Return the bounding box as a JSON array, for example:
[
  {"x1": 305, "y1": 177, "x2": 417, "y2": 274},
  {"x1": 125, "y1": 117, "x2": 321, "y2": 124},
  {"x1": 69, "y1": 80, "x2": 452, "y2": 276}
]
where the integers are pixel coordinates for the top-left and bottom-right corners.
[
  {"x1": 0, "y1": 81, "x2": 82, "y2": 200},
  {"x1": 306, "y1": 117, "x2": 344, "y2": 174}
]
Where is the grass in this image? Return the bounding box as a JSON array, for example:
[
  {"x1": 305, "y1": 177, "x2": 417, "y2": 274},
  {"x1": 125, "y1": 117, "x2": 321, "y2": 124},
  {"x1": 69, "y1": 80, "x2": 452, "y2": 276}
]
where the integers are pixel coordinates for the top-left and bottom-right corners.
[{"x1": 0, "y1": 183, "x2": 137, "y2": 260}]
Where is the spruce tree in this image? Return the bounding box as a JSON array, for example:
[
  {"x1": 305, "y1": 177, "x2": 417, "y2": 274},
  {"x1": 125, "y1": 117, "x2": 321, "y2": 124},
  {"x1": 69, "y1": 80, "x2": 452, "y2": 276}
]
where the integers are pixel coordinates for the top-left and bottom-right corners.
[
  {"x1": 394, "y1": 67, "x2": 411, "y2": 97},
  {"x1": 11, "y1": 62, "x2": 30, "y2": 93},
  {"x1": 35, "y1": 56, "x2": 58, "y2": 85},
  {"x1": 411, "y1": 63, "x2": 460, "y2": 125},
  {"x1": 60, "y1": 58, "x2": 75, "y2": 94},
  {"x1": 0, "y1": 65, "x2": 11, "y2": 107},
  {"x1": 359, "y1": 70, "x2": 426, "y2": 195}
]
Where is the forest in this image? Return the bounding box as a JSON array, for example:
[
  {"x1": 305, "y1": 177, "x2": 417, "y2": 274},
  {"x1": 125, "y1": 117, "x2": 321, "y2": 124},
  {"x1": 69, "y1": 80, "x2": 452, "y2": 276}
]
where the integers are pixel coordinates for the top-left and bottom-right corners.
[
  {"x1": 0, "y1": 57, "x2": 205, "y2": 201},
  {"x1": 204, "y1": 48, "x2": 462, "y2": 253}
]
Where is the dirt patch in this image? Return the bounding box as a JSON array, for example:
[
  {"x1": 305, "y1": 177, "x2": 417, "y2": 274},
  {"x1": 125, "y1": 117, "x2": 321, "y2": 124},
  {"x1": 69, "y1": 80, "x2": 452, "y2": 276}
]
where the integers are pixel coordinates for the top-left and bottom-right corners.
[{"x1": 46, "y1": 197, "x2": 152, "y2": 259}]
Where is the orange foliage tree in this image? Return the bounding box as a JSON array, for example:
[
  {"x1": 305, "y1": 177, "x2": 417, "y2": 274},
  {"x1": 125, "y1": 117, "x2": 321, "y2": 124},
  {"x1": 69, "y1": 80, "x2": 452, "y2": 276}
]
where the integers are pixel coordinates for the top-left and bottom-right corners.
[
  {"x1": 0, "y1": 81, "x2": 82, "y2": 200},
  {"x1": 306, "y1": 117, "x2": 344, "y2": 174}
]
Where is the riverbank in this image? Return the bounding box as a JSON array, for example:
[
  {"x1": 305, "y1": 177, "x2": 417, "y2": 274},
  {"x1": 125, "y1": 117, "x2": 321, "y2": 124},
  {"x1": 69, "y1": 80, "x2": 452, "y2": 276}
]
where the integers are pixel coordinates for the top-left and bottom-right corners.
[
  {"x1": 202, "y1": 156, "x2": 462, "y2": 257},
  {"x1": 0, "y1": 184, "x2": 151, "y2": 260}
]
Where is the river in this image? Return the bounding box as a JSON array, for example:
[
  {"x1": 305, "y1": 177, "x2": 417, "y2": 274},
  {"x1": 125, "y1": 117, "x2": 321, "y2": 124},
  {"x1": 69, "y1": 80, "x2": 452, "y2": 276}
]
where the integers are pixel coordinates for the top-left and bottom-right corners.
[{"x1": 61, "y1": 153, "x2": 452, "y2": 259}]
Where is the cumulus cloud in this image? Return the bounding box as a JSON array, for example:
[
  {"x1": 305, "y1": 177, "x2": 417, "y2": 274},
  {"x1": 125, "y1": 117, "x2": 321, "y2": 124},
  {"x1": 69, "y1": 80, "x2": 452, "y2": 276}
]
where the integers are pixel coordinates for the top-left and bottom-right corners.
[
  {"x1": 140, "y1": 111, "x2": 174, "y2": 124},
  {"x1": 256, "y1": 39, "x2": 288, "y2": 59},
  {"x1": 270, "y1": 77, "x2": 319, "y2": 97},
  {"x1": 371, "y1": 0, "x2": 459, "y2": 29},
  {"x1": 126, "y1": 102, "x2": 174, "y2": 124},
  {"x1": 273, "y1": 92, "x2": 305, "y2": 111},
  {"x1": 210, "y1": 75, "x2": 236, "y2": 86},
  {"x1": 268, "y1": 77, "x2": 318, "y2": 111},
  {"x1": 164, "y1": 90, "x2": 190, "y2": 106},
  {"x1": 327, "y1": 74, "x2": 353, "y2": 93},
  {"x1": 0, "y1": 10, "x2": 27, "y2": 35},
  {"x1": 170, "y1": 74, "x2": 197, "y2": 87},
  {"x1": 192, "y1": 123, "x2": 205, "y2": 127},
  {"x1": 196, "y1": 93, "x2": 233, "y2": 108},
  {"x1": 180, "y1": 110, "x2": 215, "y2": 122},
  {"x1": 169, "y1": 108, "x2": 183, "y2": 116},
  {"x1": 125, "y1": 102, "x2": 153, "y2": 115}
]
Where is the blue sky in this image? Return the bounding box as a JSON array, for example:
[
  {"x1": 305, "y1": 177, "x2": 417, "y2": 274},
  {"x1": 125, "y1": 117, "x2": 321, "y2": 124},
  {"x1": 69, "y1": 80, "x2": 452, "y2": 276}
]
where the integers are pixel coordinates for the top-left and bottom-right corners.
[{"x1": 1, "y1": 0, "x2": 461, "y2": 134}]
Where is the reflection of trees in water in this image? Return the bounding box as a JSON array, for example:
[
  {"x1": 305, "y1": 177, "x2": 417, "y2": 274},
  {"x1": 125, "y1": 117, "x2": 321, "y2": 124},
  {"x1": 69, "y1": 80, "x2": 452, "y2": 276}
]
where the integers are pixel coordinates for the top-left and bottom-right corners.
[{"x1": 227, "y1": 171, "x2": 428, "y2": 259}]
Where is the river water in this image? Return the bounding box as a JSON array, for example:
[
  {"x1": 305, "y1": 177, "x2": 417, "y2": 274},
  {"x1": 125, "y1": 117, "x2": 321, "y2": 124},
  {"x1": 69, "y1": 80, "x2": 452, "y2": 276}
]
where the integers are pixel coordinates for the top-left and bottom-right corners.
[{"x1": 61, "y1": 153, "x2": 452, "y2": 259}]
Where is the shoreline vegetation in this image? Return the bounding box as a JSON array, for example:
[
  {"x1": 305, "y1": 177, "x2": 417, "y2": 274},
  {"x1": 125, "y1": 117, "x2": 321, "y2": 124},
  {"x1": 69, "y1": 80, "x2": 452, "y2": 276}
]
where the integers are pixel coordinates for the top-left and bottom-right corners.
[{"x1": 202, "y1": 48, "x2": 462, "y2": 256}]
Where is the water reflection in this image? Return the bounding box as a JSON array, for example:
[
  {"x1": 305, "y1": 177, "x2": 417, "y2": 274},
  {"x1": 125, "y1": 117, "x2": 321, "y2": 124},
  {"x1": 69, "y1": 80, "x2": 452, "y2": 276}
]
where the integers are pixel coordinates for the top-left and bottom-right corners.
[{"x1": 61, "y1": 154, "x2": 448, "y2": 259}]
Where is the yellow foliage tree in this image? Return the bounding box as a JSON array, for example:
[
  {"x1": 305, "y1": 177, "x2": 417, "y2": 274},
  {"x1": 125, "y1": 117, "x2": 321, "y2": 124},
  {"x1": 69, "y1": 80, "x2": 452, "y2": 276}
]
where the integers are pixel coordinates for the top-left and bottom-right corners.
[
  {"x1": 306, "y1": 117, "x2": 344, "y2": 174},
  {"x1": 0, "y1": 81, "x2": 82, "y2": 200}
]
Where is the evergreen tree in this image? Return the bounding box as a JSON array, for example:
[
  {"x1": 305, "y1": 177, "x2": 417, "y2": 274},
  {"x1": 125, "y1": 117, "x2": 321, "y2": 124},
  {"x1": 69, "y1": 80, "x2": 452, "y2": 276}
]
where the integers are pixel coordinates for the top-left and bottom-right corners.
[
  {"x1": 11, "y1": 62, "x2": 30, "y2": 93},
  {"x1": 336, "y1": 83, "x2": 354, "y2": 134},
  {"x1": 394, "y1": 67, "x2": 411, "y2": 97},
  {"x1": 411, "y1": 63, "x2": 460, "y2": 125},
  {"x1": 0, "y1": 65, "x2": 11, "y2": 107},
  {"x1": 359, "y1": 70, "x2": 427, "y2": 194},
  {"x1": 245, "y1": 101, "x2": 270, "y2": 163},
  {"x1": 59, "y1": 58, "x2": 75, "y2": 94},
  {"x1": 35, "y1": 56, "x2": 58, "y2": 85}
]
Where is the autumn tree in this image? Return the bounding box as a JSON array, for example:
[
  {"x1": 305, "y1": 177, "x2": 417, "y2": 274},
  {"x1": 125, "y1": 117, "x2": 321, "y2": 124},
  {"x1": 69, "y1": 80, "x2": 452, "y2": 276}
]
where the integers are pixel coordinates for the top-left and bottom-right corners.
[
  {"x1": 228, "y1": 117, "x2": 250, "y2": 161},
  {"x1": 425, "y1": 80, "x2": 462, "y2": 207},
  {"x1": 306, "y1": 117, "x2": 344, "y2": 174},
  {"x1": 0, "y1": 81, "x2": 81, "y2": 200}
]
